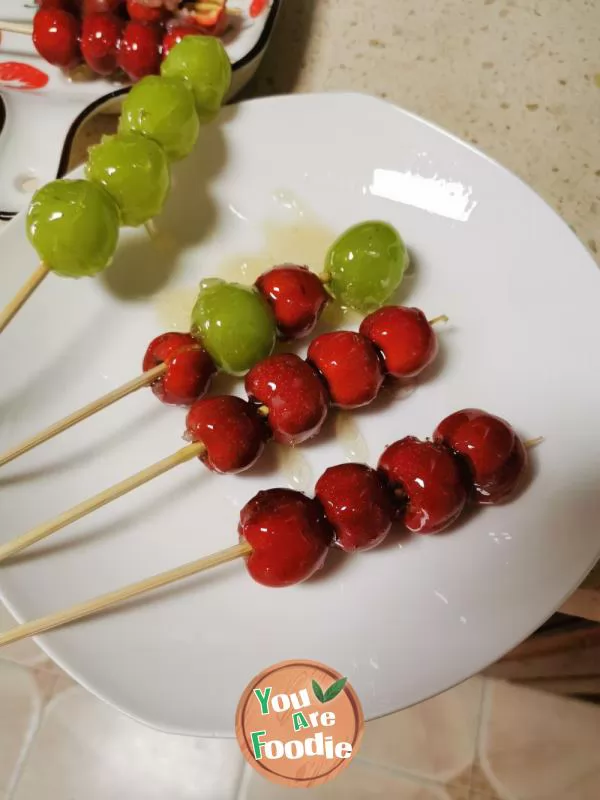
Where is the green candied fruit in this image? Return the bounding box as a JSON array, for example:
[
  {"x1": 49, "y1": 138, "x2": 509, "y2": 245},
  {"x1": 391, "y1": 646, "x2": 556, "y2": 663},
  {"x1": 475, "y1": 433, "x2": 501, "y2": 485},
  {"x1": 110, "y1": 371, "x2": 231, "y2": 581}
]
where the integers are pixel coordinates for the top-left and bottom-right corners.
[
  {"x1": 85, "y1": 132, "x2": 170, "y2": 227},
  {"x1": 161, "y1": 36, "x2": 232, "y2": 122},
  {"x1": 119, "y1": 75, "x2": 200, "y2": 162},
  {"x1": 191, "y1": 278, "x2": 276, "y2": 375},
  {"x1": 26, "y1": 179, "x2": 120, "y2": 278},
  {"x1": 324, "y1": 221, "x2": 408, "y2": 313}
]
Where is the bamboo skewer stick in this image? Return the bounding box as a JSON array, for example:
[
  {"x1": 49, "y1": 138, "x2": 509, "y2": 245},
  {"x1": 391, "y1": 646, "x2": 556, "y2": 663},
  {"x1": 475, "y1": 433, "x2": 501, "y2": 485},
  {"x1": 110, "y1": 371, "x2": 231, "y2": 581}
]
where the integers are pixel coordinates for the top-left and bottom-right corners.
[
  {"x1": 0, "y1": 21, "x2": 33, "y2": 35},
  {"x1": 0, "y1": 441, "x2": 205, "y2": 564},
  {"x1": 1, "y1": 314, "x2": 448, "y2": 468},
  {"x1": 0, "y1": 541, "x2": 253, "y2": 648},
  {"x1": 0, "y1": 438, "x2": 544, "y2": 646},
  {"x1": 0, "y1": 363, "x2": 167, "y2": 468},
  {"x1": 0, "y1": 264, "x2": 49, "y2": 335},
  {"x1": 0, "y1": 430, "x2": 540, "y2": 566}
]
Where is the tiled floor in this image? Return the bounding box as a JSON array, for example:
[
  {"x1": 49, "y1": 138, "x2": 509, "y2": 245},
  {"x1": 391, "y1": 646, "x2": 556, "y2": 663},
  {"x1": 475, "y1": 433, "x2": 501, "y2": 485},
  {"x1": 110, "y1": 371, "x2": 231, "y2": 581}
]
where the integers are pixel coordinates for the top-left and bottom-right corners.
[{"x1": 1, "y1": 604, "x2": 599, "y2": 799}]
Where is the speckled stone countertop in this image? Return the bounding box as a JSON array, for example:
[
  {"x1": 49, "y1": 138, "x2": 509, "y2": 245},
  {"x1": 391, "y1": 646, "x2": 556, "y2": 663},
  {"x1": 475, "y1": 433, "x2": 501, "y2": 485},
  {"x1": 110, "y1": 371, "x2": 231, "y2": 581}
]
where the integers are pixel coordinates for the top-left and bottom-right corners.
[
  {"x1": 69, "y1": 0, "x2": 600, "y2": 264},
  {"x1": 25, "y1": 0, "x2": 600, "y2": 616}
]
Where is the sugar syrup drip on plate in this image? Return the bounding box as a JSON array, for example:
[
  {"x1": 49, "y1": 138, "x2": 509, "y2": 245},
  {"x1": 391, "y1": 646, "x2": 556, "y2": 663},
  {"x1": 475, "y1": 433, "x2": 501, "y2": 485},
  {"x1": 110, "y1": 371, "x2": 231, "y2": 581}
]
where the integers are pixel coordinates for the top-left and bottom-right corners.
[
  {"x1": 335, "y1": 413, "x2": 369, "y2": 463},
  {"x1": 154, "y1": 192, "x2": 369, "y2": 487},
  {"x1": 154, "y1": 190, "x2": 337, "y2": 330},
  {"x1": 274, "y1": 446, "x2": 313, "y2": 493}
]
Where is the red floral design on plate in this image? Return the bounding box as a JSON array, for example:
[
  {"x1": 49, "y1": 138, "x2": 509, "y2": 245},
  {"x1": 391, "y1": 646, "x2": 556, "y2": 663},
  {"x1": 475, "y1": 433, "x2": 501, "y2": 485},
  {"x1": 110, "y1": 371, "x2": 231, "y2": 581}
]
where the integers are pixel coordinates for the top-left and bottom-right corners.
[
  {"x1": 0, "y1": 61, "x2": 49, "y2": 91},
  {"x1": 249, "y1": 0, "x2": 269, "y2": 18}
]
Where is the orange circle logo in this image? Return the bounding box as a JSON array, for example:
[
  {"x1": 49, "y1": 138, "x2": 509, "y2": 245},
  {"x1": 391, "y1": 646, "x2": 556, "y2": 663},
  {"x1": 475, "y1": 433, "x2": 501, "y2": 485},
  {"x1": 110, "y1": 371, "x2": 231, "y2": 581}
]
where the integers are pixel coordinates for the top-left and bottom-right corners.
[{"x1": 236, "y1": 660, "x2": 364, "y2": 788}]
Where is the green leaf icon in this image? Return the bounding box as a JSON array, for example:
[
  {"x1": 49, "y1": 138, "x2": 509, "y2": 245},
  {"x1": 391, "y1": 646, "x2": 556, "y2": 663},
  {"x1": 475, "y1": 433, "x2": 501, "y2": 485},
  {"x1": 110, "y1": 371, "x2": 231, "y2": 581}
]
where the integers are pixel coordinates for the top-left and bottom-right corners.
[
  {"x1": 323, "y1": 677, "x2": 348, "y2": 703},
  {"x1": 312, "y1": 679, "x2": 325, "y2": 703}
]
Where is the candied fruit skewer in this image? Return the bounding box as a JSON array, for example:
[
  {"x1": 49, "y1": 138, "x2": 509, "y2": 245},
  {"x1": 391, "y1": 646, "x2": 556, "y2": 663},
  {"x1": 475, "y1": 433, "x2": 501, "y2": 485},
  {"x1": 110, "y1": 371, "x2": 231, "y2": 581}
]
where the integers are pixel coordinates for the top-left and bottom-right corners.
[
  {"x1": 0, "y1": 485, "x2": 332, "y2": 649},
  {"x1": 0, "y1": 306, "x2": 446, "y2": 467},
  {"x1": 0, "y1": 333, "x2": 216, "y2": 468},
  {"x1": 0, "y1": 36, "x2": 232, "y2": 334},
  {"x1": 0, "y1": 394, "x2": 268, "y2": 564},
  {"x1": 0, "y1": 414, "x2": 538, "y2": 647},
  {"x1": 0, "y1": 363, "x2": 166, "y2": 469},
  {"x1": 0, "y1": 394, "x2": 527, "y2": 567},
  {"x1": 0, "y1": 339, "x2": 382, "y2": 558}
]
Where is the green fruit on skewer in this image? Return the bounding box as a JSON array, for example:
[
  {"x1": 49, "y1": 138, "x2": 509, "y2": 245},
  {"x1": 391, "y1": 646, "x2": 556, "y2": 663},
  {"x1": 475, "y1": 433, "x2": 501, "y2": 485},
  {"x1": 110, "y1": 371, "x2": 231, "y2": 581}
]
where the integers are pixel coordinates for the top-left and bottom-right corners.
[
  {"x1": 26, "y1": 180, "x2": 120, "y2": 279},
  {"x1": 324, "y1": 221, "x2": 408, "y2": 313},
  {"x1": 86, "y1": 132, "x2": 170, "y2": 228},
  {"x1": 161, "y1": 37, "x2": 232, "y2": 123},
  {"x1": 119, "y1": 76, "x2": 200, "y2": 162},
  {"x1": 191, "y1": 279, "x2": 277, "y2": 376}
]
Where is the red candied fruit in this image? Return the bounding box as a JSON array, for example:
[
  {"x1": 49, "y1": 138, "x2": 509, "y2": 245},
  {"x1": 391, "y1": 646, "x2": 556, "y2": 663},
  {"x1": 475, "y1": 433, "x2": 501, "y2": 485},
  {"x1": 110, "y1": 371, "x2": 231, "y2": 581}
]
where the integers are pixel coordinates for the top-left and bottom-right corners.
[
  {"x1": 80, "y1": 12, "x2": 122, "y2": 76},
  {"x1": 433, "y1": 409, "x2": 527, "y2": 504},
  {"x1": 33, "y1": 8, "x2": 80, "y2": 69},
  {"x1": 360, "y1": 306, "x2": 438, "y2": 379},
  {"x1": 378, "y1": 436, "x2": 467, "y2": 534},
  {"x1": 255, "y1": 265, "x2": 329, "y2": 340},
  {"x1": 307, "y1": 331, "x2": 384, "y2": 409},
  {"x1": 245, "y1": 353, "x2": 329, "y2": 446},
  {"x1": 240, "y1": 488, "x2": 334, "y2": 587},
  {"x1": 126, "y1": 0, "x2": 166, "y2": 22},
  {"x1": 143, "y1": 332, "x2": 216, "y2": 406},
  {"x1": 117, "y1": 21, "x2": 162, "y2": 81},
  {"x1": 316, "y1": 463, "x2": 393, "y2": 552},
  {"x1": 82, "y1": 0, "x2": 123, "y2": 13},
  {"x1": 161, "y1": 26, "x2": 201, "y2": 59},
  {"x1": 37, "y1": 0, "x2": 75, "y2": 9},
  {"x1": 186, "y1": 395, "x2": 265, "y2": 474}
]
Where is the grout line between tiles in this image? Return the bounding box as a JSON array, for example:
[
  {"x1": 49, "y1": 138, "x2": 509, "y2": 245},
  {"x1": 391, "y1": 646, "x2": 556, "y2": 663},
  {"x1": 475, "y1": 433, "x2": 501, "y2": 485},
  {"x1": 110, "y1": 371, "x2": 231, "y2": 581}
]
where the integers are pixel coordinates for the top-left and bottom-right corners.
[
  {"x1": 353, "y1": 755, "x2": 451, "y2": 792},
  {"x1": 234, "y1": 763, "x2": 253, "y2": 800},
  {"x1": 231, "y1": 755, "x2": 249, "y2": 800},
  {"x1": 475, "y1": 681, "x2": 517, "y2": 800},
  {"x1": 3, "y1": 665, "x2": 46, "y2": 800},
  {"x1": 464, "y1": 676, "x2": 490, "y2": 796}
]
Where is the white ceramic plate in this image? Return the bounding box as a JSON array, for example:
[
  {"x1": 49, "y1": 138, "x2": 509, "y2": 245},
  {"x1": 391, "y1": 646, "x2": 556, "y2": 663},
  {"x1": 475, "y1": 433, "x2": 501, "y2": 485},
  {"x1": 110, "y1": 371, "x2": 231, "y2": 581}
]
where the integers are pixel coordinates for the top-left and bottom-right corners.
[{"x1": 0, "y1": 93, "x2": 599, "y2": 737}]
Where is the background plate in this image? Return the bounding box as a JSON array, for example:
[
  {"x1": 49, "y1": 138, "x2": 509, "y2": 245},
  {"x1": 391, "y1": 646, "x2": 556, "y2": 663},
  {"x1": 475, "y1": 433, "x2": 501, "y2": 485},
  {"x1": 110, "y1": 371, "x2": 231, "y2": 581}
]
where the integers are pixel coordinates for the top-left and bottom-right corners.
[
  {"x1": 0, "y1": 93, "x2": 599, "y2": 736},
  {"x1": 0, "y1": 0, "x2": 280, "y2": 216}
]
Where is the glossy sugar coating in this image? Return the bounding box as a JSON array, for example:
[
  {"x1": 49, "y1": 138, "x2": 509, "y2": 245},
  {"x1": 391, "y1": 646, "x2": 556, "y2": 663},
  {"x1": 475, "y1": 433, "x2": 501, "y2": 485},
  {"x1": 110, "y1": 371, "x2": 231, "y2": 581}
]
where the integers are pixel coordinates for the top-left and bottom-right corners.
[
  {"x1": 433, "y1": 409, "x2": 527, "y2": 504},
  {"x1": 26, "y1": 179, "x2": 120, "y2": 278},
  {"x1": 185, "y1": 395, "x2": 266, "y2": 474},
  {"x1": 191, "y1": 279, "x2": 277, "y2": 375},
  {"x1": 316, "y1": 463, "x2": 393, "y2": 552},
  {"x1": 119, "y1": 75, "x2": 200, "y2": 162},
  {"x1": 254, "y1": 264, "x2": 329, "y2": 340},
  {"x1": 360, "y1": 305, "x2": 437, "y2": 378},
  {"x1": 378, "y1": 436, "x2": 467, "y2": 534},
  {"x1": 307, "y1": 331, "x2": 385, "y2": 408},
  {"x1": 240, "y1": 489, "x2": 334, "y2": 587},
  {"x1": 324, "y1": 220, "x2": 408, "y2": 312},
  {"x1": 85, "y1": 132, "x2": 170, "y2": 227},
  {"x1": 245, "y1": 353, "x2": 329, "y2": 445},
  {"x1": 161, "y1": 36, "x2": 231, "y2": 122}
]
